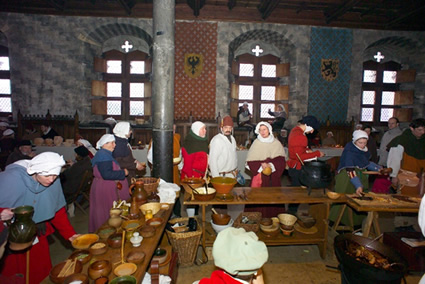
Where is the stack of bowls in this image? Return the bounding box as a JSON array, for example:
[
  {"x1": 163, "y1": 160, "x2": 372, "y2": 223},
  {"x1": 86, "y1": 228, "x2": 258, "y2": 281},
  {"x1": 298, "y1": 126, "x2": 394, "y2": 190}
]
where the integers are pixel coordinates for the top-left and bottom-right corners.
[
  {"x1": 211, "y1": 219, "x2": 234, "y2": 234},
  {"x1": 278, "y1": 213, "x2": 297, "y2": 236},
  {"x1": 259, "y1": 218, "x2": 280, "y2": 237}
]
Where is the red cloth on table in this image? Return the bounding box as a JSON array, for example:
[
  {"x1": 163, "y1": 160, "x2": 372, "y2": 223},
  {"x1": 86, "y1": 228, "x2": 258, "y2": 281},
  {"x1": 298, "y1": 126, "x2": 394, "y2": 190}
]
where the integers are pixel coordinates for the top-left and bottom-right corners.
[
  {"x1": 180, "y1": 148, "x2": 208, "y2": 179},
  {"x1": 199, "y1": 270, "x2": 247, "y2": 284},
  {"x1": 0, "y1": 207, "x2": 76, "y2": 284},
  {"x1": 287, "y1": 126, "x2": 321, "y2": 170}
]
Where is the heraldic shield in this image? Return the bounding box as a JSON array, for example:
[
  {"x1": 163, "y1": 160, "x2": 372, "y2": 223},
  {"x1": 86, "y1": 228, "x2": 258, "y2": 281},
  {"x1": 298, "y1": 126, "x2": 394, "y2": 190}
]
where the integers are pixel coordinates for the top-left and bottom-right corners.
[
  {"x1": 184, "y1": 53, "x2": 204, "y2": 78},
  {"x1": 321, "y1": 59, "x2": 339, "y2": 81}
]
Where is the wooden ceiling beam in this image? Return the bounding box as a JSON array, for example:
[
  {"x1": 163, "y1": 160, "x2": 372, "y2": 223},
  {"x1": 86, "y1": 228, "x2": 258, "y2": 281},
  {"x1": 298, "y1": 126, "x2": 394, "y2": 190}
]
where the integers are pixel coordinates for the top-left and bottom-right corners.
[
  {"x1": 116, "y1": 0, "x2": 134, "y2": 16},
  {"x1": 258, "y1": 0, "x2": 281, "y2": 20},
  {"x1": 228, "y1": 0, "x2": 236, "y2": 10},
  {"x1": 187, "y1": 0, "x2": 206, "y2": 17},
  {"x1": 46, "y1": 0, "x2": 66, "y2": 11},
  {"x1": 386, "y1": 3, "x2": 425, "y2": 29},
  {"x1": 325, "y1": 0, "x2": 361, "y2": 24}
]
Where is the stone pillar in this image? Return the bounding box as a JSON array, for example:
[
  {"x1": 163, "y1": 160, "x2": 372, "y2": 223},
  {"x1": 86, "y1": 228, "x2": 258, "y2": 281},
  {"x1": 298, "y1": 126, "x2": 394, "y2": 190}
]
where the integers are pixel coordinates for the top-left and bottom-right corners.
[{"x1": 152, "y1": 0, "x2": 175, "y2": 182}]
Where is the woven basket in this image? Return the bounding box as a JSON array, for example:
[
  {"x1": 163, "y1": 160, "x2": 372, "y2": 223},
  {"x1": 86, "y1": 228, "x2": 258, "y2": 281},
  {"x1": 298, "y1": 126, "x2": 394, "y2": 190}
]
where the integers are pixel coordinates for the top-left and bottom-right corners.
[
  {"x1": 132, "y1": 177, "x2": 159, "y2": 194},
  {"x1": 234, "y1": 212, "x2": 262, "y2": 233},
  {"x1": 278, "y1": 213, "x2": 297, "y2": 226},
  {"x1": 166, "y1": 217, "x2": 202, "y2": 267}
]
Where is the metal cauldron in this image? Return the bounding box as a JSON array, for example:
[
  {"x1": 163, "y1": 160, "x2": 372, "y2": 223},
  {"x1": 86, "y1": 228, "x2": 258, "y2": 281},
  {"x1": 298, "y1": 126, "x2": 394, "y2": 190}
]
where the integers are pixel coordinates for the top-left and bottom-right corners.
[
  {"x1": 299, "y1": 160, "x2": 332, "y2": 195},
  {"x1": 334, "y1": 234, "x2": 408, "y2": 284}
]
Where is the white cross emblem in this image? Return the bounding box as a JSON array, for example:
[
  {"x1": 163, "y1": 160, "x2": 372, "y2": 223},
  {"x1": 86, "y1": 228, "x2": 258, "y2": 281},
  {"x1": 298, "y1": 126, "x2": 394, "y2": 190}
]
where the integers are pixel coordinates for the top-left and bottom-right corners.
[
  {"x1": 252, "y1": 45, "x2": 263, "y2": 57},
  {"x1": 121, "y1": 41, "x2": 133, "y2": 53},
  {"x1": 374, "y1": 51, "x2": 385, "y2": 62}
]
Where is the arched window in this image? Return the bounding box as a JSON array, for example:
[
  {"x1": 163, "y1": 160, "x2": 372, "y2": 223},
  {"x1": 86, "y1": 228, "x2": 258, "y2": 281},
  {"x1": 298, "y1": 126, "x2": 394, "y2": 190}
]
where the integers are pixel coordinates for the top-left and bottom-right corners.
[
  {"x1": 361, "y1": 59, "x2": 415, "y2": 124},
  {"x1": 0, "y1": 46, "x2": 11, "y2": 114},
  {"x1": 92, "y1": 49, "x2": 152, "y2": 121}
]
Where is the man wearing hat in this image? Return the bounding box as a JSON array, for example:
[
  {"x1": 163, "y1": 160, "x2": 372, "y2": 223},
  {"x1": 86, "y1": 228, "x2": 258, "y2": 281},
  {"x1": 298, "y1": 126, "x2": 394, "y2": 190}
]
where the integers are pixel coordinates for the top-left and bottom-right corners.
[
  {"x1": 237, "y1": 102, "x2": 256, "y2": 141},
  {"x1": 60, "y1": 145, "x2": 93, "y2": 215},
  {"x1": 209, "y1": 115, "x2": 238, "y2": 178},
  {"x1": 5, "y1": 139, "x2": 35, "y2": 166},
  {"x1": 197, "y1": 227, "x2": 268, "y2": 284}
]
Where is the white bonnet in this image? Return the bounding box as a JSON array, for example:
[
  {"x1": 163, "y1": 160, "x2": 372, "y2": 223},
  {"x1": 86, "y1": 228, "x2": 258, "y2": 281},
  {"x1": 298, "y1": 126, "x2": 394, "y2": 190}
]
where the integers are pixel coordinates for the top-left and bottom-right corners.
[
  {"x1": 96, "y1": 134, "x2": 115, "y2": 149},
  {"x1": 255, "y1": 121, "x2": 272, "y2": 135},
  {"x1": 352, "y1": 130, "x2": 368, "y2": 142},
  {"x1": 113, "y1": 121, "x2": 131, "y2": 138},
  {"x1": 3, "y1": 129, "x2": 14, "y2": 136},
  {"x1": 191, "y1": 121, "x2": 206, "y2": 137},
  {"x1": 27, "y1": 152, "x2": 65, "y2": 176}
]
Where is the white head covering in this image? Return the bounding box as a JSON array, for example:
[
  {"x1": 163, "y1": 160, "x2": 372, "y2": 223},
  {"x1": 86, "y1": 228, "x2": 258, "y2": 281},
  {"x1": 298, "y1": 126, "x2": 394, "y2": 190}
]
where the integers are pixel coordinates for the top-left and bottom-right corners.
[
  {"x1": 191, "y1": 121, "x2": 206, "y2": 137},
  {"x1": 26, "y1": 152, "x2": 65, "y2": 176},
  {"x1": 327, "y1": 131, "x2": 334, "y2": 136},
  {"x1": 3, "y1": 129, "x2": 14, "y2": 136},
  {"x1": 243, "y1": 101, "x2": 249, "y2": 106},
  {"x1": 0, "y1": 122, "x2": 9, "y2": 127},
  {"x1": 96, "y1": 134, "x2": 115, "y2": 149},
  {"x1": 352, "y1": 130, "x2": 368, "y2": 142},
  {"x1": 255, "y1": 122, "x2": 274, "y2": 143},
  {"x1": 78, "y1": 139, "x2": 97, "y2": 155},
  {"x1": 113, "y1": 121, "x2": 131, "y2": 139}
]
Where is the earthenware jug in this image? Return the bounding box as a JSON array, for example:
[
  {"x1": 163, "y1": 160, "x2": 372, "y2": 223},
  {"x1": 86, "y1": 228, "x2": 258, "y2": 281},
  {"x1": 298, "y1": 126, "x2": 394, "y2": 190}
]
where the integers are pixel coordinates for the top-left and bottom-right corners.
[
  {"x1": 128, "y1": 180, "x2": 147, "y2": 207},
  {"x1": 108, "y1": 208, "x2": 122, "y2": 228},
  {"x1": 8, "y1": 205, "x2": 37, "y2": 250}
]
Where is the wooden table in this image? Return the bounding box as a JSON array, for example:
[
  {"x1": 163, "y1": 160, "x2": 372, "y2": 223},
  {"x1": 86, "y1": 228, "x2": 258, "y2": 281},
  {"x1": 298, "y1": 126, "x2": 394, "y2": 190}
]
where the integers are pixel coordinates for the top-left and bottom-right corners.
[
  {"x1": 41, "y1": 205, "x2": 173, "y2": 283},
  {"x1": 184, "y1": 187, "x2": 344, "y2": 260},
  {"x1": 344, "y1": 197, "x2": 420, "y2": 238}
]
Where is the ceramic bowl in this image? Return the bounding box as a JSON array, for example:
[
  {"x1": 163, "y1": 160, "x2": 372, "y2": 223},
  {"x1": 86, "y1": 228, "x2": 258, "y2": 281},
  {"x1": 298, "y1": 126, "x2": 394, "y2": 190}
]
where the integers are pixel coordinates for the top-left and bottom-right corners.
[
  {"x1": 260, "y1": 218, "x2": 273, "y2": 228},
  {"x1": 152, "y1": 248, "x2": 168, "y2": 264},
  {"x1": 326, "y1": 191, "x2": 341, "y2": 200},
  {"x1": 63, "y1": 273, "x2": 89, "y2": 284},
  {"x1": 88, "y1": 260, "x2": 112, "y2": 280},
  {"x1": 140, "y1": 202, "x2": 161, "y2": 216},
  {"x1": 193, "y1": 187, "x2": 216, "y2": 201},
  {"x1": 210, "y1": 177, "x2": 237, "y2": 195},
  {"x1": 140, "y1": 225, "x2": 155, "y2": 238},
  {"x1": 181, "y1": 177, "x2": 205, "y2": 195},
  {"x1": 212, "y1": 213, "x2": 231, "y2": 225},
  {"x1": 98, "y1": 226, "x2": 116, "y2": 239},
  {"x1": 260, "y1": 222, "x2": 280, "y2": 237},
  {"x1": 114, "y1": 262, "x2": 137, "y2": 277},
  {"x1": 107, "y1": 233, "x2": 123, "y2": 249},
  {"x1": 126, "y1": 250, "x2": 146, "y2": 265},
  {"x1": 89, "y1": 241, "x2": 108, "y2": 255},
  {"x1": 211, "y1": 219, "x2": 234, "y2": 234},
  {"x1": 49, "y1": 260, "x2": 83, "y2": 284},
  {"x1": 280, "y1": 227, "x2": 295, "y2": 237},
  {"x1": 296, "y1": 215, "x2": 316, "y2": 229},
  {"x1": 110, "y1": 276, "x2": 137, "y2": 284},
  {"x1": 146, "y1": 217, "x2": 164, "y2": 227},
  {"x1": 68, "y1": 249, "x2": 92, "y2": 265},
  {"x1": 121, "y1": 219, "x2": 143, "y2": 232}
]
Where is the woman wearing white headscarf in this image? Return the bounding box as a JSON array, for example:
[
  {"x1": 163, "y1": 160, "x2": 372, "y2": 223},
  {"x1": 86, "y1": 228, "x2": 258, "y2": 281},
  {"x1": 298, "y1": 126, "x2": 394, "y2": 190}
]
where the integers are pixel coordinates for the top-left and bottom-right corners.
[
  {"x1": 181, "y1": 121, "x2": 209, "y2": 179},
  {"x1": 112, "y1": 122, "x2": 145, "y2": 181},
  {"x1": 0, "y1": 152, "x2": 79, "y2": 284},
  {"x1": 77, "y1": 138, "x2": 97, "y2": 158},
  {"x1": 89, "y1": 134, "x2": 130, "y2": 232},
  {"x1": 268, "y1": 104, "x2": 287, "y2": 131}
]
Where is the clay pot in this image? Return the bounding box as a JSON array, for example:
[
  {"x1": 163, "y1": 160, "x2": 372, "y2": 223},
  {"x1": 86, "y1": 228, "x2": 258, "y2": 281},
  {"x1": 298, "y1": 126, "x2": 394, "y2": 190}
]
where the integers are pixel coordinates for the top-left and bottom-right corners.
[
  {"x1": 129, "y1": 180, "x2": 148, "y2": 208},
  {"x1": 8, "y1": 206, "x2": 37, "y2": 250},
  {"x1": 108, "y1": 209, "x2": 122, "y2": 228},
  {"x1": 88, "y1": 260, "x2": 112, "y2": 280}
]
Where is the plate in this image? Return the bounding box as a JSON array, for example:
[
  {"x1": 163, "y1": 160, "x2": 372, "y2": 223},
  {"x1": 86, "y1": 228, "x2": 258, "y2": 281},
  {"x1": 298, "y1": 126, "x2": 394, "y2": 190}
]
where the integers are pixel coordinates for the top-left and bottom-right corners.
[
  {"x1": 113, "y1": 262, "x2": 137, "y2": 277},
  {"x1": 294, "y1": 223, "x2": 318, "y2": 235},
  {"x1": 72, "y1": 234, "x2": 99, "y2": 249}
]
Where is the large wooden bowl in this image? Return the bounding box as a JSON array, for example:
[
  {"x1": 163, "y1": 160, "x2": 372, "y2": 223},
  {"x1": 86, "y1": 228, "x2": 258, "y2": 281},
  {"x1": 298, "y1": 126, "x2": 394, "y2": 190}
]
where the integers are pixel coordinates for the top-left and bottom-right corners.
[
  {"x1": 210, "y1": 177, "x2": 237, "y2": 195},
  {"x1": 181, "y1": 177, "x2": 205, "y2": 195}
]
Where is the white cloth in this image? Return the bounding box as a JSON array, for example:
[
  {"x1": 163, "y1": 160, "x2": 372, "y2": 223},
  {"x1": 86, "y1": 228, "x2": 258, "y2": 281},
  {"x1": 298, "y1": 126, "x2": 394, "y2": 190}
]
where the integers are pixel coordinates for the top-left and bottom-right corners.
[
  {"x1": 142, "y1": 272, "x2": 172, "y2": 284},
  {"x1": 21, "y1": 152, "x2": 65, "y2": 176},
  {"x1": 209, "y1": 133, "x2": 237, "y2": 177},
  {"x1": 157, "y1": 179, "x2": 179, "y2": 204},
  {"x1": 191, "y1": 121, "x2": 205, "y2": 137},
  {"x1": 387, "y1": 145, "x2": 404, "y2": 177},
  {"x1": 113, "y1": 121, "x2": 131, "y2": 138},
  {"x1": 352, "y1": 130, "x2": 368, "y2": 142},
  {"x1": 96, "y1": 134, "x2": 115, "y2": 149},
  {"x1": 78, "y1": 139, "x2": 97, "y2": 156},
  {"x1": 378, "y1": 127, "x2": 403, "y2": 166}
]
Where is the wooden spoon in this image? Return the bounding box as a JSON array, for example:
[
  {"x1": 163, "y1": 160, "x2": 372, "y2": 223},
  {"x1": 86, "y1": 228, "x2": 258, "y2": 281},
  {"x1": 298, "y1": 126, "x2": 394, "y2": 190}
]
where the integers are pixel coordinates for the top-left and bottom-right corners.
[{"x1": 211, "y1": 208, "x2": 218, "y2": 215}]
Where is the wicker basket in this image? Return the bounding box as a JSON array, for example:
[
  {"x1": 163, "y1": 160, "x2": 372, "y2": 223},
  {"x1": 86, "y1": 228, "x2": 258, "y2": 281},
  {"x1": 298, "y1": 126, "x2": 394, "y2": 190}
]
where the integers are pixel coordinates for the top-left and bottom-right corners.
[
  {"x1": 166, "y1": 217, "x2": 202, "y2": 267},
  {"x1": 131, "y1": 177, "x2": 159, "y2": 194},
  {"x1": 234, "y1": 212, "x2": 262, "y2": 233}
]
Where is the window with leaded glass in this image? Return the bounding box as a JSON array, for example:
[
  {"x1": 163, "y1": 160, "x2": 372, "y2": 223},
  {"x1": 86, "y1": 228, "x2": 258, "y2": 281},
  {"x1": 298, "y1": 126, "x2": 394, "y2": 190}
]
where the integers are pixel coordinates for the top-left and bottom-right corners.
[{"x1": 0, "y1": 46, "x2": 11, "y2": 113}]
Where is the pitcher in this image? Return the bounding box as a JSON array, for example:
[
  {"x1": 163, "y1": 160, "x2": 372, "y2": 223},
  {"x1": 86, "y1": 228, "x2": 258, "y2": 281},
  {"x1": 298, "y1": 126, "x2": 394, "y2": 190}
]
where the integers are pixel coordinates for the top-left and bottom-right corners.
[
  {"x1": 7, "y1": 205, "x2": 37, "y2": 250},
  {"x1": 129, "y1": 180, "x2": 148, "y2": 208}
]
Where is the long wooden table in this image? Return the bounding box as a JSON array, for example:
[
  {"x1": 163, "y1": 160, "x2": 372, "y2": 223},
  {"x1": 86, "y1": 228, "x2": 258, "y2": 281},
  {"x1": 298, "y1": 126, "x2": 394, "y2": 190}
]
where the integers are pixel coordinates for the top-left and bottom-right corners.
[
  {"x1": 184, "y1": 187, "x2": 345, "y2": 260},
  {"x1": 41, "y1": 205, "x2": 173, "y2": 283}
]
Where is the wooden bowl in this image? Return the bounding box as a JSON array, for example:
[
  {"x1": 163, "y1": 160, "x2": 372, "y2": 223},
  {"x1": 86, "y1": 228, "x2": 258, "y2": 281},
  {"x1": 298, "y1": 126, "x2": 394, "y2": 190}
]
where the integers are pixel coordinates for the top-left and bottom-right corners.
[
  {"x1": 63, "y1": 273, "x2": 89, "y2": 284},
  {"x1": 68, "y1": 249, "x2": 92, "y2": 265},
  {"x1": 140, "y1": 202, "x2": 161, "y2": 216},
  {"x1": 110, "y1": 275, "x2": 137, "y2": 284},
  {"x1": 260, "y1": 222, "x2": 280, "y2": 237},
  {"x1": 278, "y1": 213, "x2": 297, "y2": 226},
  {"x1": 88, "y1": 260, "x2": 112, "y2": 280},
  {"x1": 71, "y1": 234, "x2": 99, "y2": 250},
  {"x1": 89, "y1": 241, "x2": 108, "y2": 255},
  {"x1": 114, "y1": 262, "x2": 137, "y2": 277},
  {"x1": 146, "y1": 217, "x2": 164, "y2": 227},
  {"x1": 260, "y1": 218, "x2": 273, "y2": 228},
  {"x1": 212, "y1": 213, "x2": 231, "y2": 225},
  {"x1": 210, "y1": 177, "x2": 237, "y2": 195},
  {"x1": 107, "y1": 233, "x2": 123, "y2": 249},
  {"x1": 126, "y1": 250, "x2": 146, "y2": 265},
  {"x1": 140, "y1": 225, "x2": 156, "y2": 238},
  {"x1": 326, "y1": 191, "x2": 341, "y2": 200},
  {"x1": 152, "y1": 248, "x2": 168, "y2": 264},
  {"x1": 121, "y1": 219, "x2": 143, "y2": 232},
  {"x1": 49, "y1": 260, "x2": 83, "y2": 284},
  {"x1": 98, "y1": 226, "x2": 116, "y2": 239},
  {"x1": 193, "y1": 187, "x2": 216, "y2": 201},
  {"x1": 181, "y1": 177, "x2": 205, "y2": 195},
  {"x1": 280, "y1": 223, "x2": 295, "y2": 231},
  {"x1": 297, "y1": 215, "x2": 316, "y2": 229}
]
